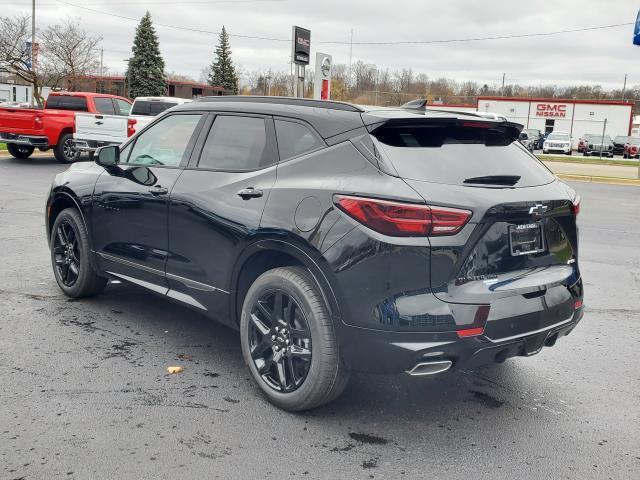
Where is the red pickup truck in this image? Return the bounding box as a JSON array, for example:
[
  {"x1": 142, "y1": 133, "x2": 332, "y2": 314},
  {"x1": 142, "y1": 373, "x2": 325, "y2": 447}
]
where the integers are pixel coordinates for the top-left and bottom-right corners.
[{"x1": 0, "y1": 92, "x2": 131, "y2": 163}]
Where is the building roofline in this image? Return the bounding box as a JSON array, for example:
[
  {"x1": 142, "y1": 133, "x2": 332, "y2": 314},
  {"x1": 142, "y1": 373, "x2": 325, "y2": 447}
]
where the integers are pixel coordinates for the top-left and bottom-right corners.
[{"x1": 477, "y1": 96, "x2": 634, "y2": 107}]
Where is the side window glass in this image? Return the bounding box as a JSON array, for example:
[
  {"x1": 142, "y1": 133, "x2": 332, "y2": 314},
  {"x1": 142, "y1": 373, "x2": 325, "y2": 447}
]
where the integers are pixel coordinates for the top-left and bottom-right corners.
[
  {"x1": 94, "y1": 97, "x2": 116, "y2": 115},
  {"x1": 115, "y1": 99, "x2": 132, "y2": 116},
  {"x1": 198, "y1": 116, "x2": 269, "y2": 170},
  {"x1": 125, "y1": 114, "x2": 202, "y2": 167},
  {"x1": 275, "y1": 120, "x2": 324, "y2": 160}
]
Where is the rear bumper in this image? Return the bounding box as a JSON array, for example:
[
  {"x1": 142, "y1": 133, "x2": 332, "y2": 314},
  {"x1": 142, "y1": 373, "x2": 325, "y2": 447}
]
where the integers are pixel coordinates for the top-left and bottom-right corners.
[
  {"x1": 72, "y1": 138, "x2": 121, "y2": 153},
  {"x1": 339, "y1": 307, "x2": 583, "y2": 374},
  {"x1": 0, "y1": 132, "x2": 49, "y2": 148}
]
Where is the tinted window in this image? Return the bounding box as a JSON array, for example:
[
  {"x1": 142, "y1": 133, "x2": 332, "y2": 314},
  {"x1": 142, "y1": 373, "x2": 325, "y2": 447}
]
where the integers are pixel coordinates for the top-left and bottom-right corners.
[
  {"x1": 131, "y1": 100, "x2": 178, "y2": 116},
  {"x1": 372, "y1": 125, "x2": 555, "y2": 188},
  {"x1": 46, "y1": 95, "x2": 88, "y2": 111},
  {"x1": 94, "y1": 97, "x2": 115, "y2": 115},
  {"x1": 275, "y1": 120, "x2": 324, "y2": 160},
  {"x1": 199, "y1": 116, "x2": 269, "y2": 170},
  {"x1": 126, "y1": 114, "x2": 202, "y2": 167},
  {"x1": 547, "y1": 133, "x2": 569, "y2": 141},
  {"x1": 115, "y1": 99, "x2": 132, "y2": 116}
]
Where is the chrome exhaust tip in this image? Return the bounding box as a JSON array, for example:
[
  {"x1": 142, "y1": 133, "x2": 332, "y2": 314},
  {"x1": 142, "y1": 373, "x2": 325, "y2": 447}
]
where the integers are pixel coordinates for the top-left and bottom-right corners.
[{"x1": 406, "y1": 360, "x2": 452, "y2": 376}]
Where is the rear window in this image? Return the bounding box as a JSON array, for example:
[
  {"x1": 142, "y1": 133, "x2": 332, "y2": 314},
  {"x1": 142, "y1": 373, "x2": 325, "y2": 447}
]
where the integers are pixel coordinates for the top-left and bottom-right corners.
[
  {"x1": 46, "y1": 95, "x2": 88, "y2": 111},
  {"x1": 131, "y1": 101, "x2": 178, "y2": 116},
  {"x1": 372, "y1": 125, "x2": 555, "y2": 187}
]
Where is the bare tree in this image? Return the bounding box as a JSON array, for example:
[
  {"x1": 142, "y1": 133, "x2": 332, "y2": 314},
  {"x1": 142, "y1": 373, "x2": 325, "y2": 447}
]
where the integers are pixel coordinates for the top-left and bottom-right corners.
[
  {"x1": 0, "y1": 14, "x2": 45, "y2": 105},
  {"x1": 40, "y1": 19, "x2": 102, "y2": 91}
]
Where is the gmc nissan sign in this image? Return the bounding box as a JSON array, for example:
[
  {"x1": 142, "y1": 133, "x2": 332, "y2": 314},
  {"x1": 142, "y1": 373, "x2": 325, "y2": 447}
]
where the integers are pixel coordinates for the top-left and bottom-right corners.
[
  {"x1": 536, "y1": 104, "x2": 568, "y2": 118},
  {"x1": 292, "y1": 26, "x2": 311, "y2": 65}
]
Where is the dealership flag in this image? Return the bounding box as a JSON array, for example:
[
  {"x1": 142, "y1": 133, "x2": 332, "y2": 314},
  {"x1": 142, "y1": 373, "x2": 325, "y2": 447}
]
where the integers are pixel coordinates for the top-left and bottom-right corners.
[{"x1": 634, "y1": 9, "x2": 640, "y2": 45}]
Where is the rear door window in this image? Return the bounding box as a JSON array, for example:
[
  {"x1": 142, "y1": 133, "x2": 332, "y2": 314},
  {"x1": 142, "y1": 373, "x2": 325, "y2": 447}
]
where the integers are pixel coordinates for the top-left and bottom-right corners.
[
  {"x1": 275, "y1": 119, "x2": 324, "y2": 160},
  {"x1": 94, "y1": 97, "x2": 116, "y2": 115},
  {"x1": 197, "y1": 115, "x2": 274, "y2": 171},
  {"x1": 372, "y1": 124, "x2": 555, "y2": 187}
]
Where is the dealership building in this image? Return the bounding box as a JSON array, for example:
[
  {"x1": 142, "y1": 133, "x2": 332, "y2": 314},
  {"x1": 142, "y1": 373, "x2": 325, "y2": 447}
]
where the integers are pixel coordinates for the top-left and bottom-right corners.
[{"x1": 476, "y1": 96, "x2": 634, "y2": 147}]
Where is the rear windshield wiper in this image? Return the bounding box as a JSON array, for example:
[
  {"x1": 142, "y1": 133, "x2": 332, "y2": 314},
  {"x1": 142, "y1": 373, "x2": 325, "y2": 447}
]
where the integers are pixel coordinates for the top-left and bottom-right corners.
[{"x1": 463, "y1": 175, "x2": 521, "y2": 186}]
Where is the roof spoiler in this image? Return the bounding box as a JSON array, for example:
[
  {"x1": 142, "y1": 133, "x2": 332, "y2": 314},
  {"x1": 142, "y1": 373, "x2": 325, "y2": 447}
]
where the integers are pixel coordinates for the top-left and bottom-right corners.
[{"x1": 367, "y1": 117, "x2": 524, "y2": 143}]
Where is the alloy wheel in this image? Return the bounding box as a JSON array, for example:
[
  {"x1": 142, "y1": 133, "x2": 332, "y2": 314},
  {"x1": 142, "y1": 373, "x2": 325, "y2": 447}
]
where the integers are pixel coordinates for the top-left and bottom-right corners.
[
  {"x1": 53, "y1": 221, "x2": 80, "y2": 287},
  {"x1": 63, "y1": 137, "x2": 77, "y2": 161},
  {"x1": 248, "y1": 290, "x2": 312, "y2": 393}
]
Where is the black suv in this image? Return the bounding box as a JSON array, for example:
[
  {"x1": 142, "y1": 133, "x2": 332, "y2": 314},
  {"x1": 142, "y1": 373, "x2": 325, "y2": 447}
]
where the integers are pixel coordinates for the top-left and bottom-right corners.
[{"x1": 46, "y1": 97, "x2": 584, "y2": 411}]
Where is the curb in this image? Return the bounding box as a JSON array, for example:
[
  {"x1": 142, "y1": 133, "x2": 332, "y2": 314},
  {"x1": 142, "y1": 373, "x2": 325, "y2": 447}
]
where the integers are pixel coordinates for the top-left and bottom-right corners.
[{"x1": 555, "y1": 173, "x2": 640, "y2": 186}]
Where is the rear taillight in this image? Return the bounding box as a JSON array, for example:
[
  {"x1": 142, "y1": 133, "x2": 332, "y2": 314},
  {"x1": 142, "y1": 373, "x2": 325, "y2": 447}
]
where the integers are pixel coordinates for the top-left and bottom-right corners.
[
  {"x1": 127, "y1": 118, "x2": 137, "y2": 137},
  {"x1": 571, "y1": 195, "x2": 580, "y2": 216},
  {"x1": 334, "y1": 195, "x2": 471, "y2": 237}
]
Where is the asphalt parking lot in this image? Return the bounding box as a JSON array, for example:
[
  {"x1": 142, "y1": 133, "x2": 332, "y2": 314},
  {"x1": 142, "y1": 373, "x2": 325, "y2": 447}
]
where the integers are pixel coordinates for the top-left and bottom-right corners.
[{"x1": 1, "y1": 154, "x2": 639, "y2": 479}]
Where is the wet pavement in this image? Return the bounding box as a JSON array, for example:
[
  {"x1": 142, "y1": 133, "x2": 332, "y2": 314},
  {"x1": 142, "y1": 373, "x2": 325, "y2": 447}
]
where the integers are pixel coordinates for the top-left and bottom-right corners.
[{"x1": 1, "y1": 154, "x2": 639, "y2": 479}]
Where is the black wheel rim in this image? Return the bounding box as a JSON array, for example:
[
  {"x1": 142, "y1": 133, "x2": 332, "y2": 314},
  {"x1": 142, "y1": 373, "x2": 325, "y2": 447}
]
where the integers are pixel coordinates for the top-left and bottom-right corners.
[
  {"x1": 63, "y1": 137, "x2": 77, "y2": 160},
  {"x1": 16, "y1": 145, "x2": 31, "y2": 154},
  {"x1": 53, "y1": 221, "x2": 80, "y2": 287},
  {"x1": 248, "y1": 290, "x2": 312, "y2": 393}
]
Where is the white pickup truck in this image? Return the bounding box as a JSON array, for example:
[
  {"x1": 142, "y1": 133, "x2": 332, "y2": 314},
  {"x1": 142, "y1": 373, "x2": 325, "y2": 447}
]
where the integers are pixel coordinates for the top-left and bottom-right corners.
[{"x1": 73, "y1": 96, "x2": 192, "y2": 153}]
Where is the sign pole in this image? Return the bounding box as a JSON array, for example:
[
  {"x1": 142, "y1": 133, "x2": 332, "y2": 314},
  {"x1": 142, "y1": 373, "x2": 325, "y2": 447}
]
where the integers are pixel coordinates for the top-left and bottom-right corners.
[
  {"x1": 600, "y1": 118, "x2": 607, "y2": 161},
  {"x1": 31, "y1": 0, "x2": 35, "y2": 107},
  {"x1": 291, "y1": 26, "x2": 310, "y2": 99}
]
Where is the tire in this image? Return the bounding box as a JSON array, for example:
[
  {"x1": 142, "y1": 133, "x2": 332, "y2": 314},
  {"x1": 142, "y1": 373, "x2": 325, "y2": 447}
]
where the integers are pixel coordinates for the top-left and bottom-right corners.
[
  {"x1": 53, "y1": 133, "x2": 78, "y2": 163},
  {"x1": 7, "y1": 143, "x2": 34, "y2": 159},
  {"x1": 240, "y1": 266, "x2": 349, "y2": 411},
  {"x1": 567, "y1": 150, "x2": 572, "y2": 156},
  {"x1": 50, "y1": 208, "x2": 107, "y2": 298}
]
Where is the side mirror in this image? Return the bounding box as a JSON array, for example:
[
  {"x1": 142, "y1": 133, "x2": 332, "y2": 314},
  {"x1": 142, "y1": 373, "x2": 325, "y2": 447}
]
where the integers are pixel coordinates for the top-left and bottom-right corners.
[{"x1": 95, "y1": 145, "x2": 119, "y2": 167}]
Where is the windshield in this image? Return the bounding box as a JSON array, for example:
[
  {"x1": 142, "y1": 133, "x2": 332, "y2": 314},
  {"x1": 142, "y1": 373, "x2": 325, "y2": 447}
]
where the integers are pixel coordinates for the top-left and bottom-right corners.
[
  {"x1": 590, "y1": 135, "x2": 612, "y2": 143},
  {"x1": 630, "y1": 138, "x2": 640, "y2": 145},
  {"x1": 547, "y1": 133, "x2": 570, "y2": 141},
  {"x1": 372, "y1": 124, "x2": 555, "y2": 188},
  {"x1": 614, "y1": 136, "x2": 629, "y2": 143},
  {"x1": 131, "y1": 101, "x2": 179, "y2": 116}
]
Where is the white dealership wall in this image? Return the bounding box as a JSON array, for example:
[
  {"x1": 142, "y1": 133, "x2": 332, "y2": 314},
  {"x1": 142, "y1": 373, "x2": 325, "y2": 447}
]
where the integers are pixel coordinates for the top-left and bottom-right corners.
[
  {"x1": 477, "y1": 97, "x2": 634, "y2": 148},
  {"x1": 0, "y1": 83, "x2": 52, "y2": 104}
]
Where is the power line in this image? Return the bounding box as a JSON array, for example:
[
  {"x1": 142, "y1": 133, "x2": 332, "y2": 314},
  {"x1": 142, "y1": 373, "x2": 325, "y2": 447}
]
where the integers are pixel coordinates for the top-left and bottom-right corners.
[{"x1": 50, "y1": 1, "x2": 634, "y2": 46}]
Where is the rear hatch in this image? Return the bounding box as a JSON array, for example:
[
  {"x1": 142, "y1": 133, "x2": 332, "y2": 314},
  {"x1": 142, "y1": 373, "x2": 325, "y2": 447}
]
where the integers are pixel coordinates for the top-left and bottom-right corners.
[{"x1": 367, "y1": 113, "x2": 581, "y2": 338}]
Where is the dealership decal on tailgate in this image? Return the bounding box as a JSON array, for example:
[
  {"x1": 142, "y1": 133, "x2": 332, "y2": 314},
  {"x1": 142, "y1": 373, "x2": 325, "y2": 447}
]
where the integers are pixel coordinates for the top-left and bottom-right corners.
[{"x1": 509, "y1": 223, "x2": 546, "y2": 256}]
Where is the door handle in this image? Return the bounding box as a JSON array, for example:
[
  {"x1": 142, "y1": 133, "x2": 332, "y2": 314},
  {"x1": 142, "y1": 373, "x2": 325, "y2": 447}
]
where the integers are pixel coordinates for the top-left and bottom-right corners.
[
  {"x1": 149, "y1": 185, "x2": 169, "y2": 195},
  {"x1": 237, "y1": 187, "x2": 263, "y2": 200}
]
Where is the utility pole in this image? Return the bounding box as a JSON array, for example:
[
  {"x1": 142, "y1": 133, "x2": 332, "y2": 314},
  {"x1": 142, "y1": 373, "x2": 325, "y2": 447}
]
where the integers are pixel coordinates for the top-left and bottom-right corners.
[
  {"x1": 501, "y1": 73, "x2": 505, "y2": 97},
  {"x1": 31, "y1": 0, "x2": 35, "y2": 107},
  {"x1": 599, "y1": 118, "x2": 607, "y2": 161},
  {"x1": 100, "y1": 48, "x2": 104, "y2": 77},
  {"x1": 621, "y1": 73, "x2": 628, "y2": 101},
  {"x1": 348, "y1": 29, "x2": 353, "y2": 90}
]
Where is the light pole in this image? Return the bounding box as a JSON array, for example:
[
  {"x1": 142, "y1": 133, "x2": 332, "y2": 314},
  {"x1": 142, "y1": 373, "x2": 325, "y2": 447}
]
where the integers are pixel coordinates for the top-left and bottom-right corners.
[
  {"x1": 621, "y1": 73, "x2": 628, "y2": 101},
  {"x1": 31, "y1": 0, "x2": 35, "y2": 107}
]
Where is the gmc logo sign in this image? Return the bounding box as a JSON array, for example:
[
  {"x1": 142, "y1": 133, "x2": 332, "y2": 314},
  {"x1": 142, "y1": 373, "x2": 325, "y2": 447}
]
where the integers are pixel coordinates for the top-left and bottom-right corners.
[{"x1": 536, "y1": 104, "x2": 567, "y2": 118}]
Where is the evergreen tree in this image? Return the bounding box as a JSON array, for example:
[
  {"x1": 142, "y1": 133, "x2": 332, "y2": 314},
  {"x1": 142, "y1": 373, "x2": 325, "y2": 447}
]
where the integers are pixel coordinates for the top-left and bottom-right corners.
[
  {"x1": 209, "y1": 26, "x2": 238, "y2": 94},
  {"x1": 126, "y1": 12, "x2": 166, "y2": 98}
]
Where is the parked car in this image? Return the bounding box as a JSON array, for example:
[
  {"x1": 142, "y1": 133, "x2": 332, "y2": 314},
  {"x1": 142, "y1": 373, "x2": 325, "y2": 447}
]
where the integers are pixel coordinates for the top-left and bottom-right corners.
[
  {"x1": 577, "y1": 134, "x2": 599, "y2": 153},
  {"x1": 518, "y1": 131, "x2": 535, "y2": 152},
  {"x1": 524, "y1": 128, "x2": 543, "y2": 149},
  {"x1": 0, "y1": 92, "x2": 131, "y2": 163},
  {"x1": 543, "y1": 131, "x2": 572, "y2": 155},
  {"x1": 45, "y1": 97, "x2": 584, "y2": 411},
  {"x1": 622, "y1": 137, "x2": 640, "y2": 158},
  {"x1": 612, "y1": 135, "x2": 630, "y2": 156},
  {"x1": 583, "y1": 134, "x2": 614, "y2": 157},
  {"x1": 73, "y1": 96, "x2": 191, "y2": 154}
]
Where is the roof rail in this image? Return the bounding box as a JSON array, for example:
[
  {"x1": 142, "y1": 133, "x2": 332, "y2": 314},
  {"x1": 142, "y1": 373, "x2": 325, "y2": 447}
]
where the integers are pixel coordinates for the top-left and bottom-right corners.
[{"x1": 196, "y1": 95, "x2": 364, "y2": 112}]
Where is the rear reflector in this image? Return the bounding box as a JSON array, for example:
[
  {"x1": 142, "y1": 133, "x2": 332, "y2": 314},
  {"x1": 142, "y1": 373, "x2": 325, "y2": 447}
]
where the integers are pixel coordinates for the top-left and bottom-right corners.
[
  {"x1": 334, "y1": 195, "x2": 471, "y2": 237},
  {"x1": 457, "y1": 327, "x2": 484, "y2": 338},
  {"x1": 574, "y1": 299, "x2": 583, "y2": 309},
  {"x1": 127, "y1": 118, "x2": 137, "y2": 137}
]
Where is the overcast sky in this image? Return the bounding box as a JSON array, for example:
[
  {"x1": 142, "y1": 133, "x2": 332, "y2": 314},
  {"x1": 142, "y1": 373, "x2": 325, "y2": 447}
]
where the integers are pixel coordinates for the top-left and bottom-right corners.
[{"x1": 4, "y1": 0, "x2": 640, "y2": 89}]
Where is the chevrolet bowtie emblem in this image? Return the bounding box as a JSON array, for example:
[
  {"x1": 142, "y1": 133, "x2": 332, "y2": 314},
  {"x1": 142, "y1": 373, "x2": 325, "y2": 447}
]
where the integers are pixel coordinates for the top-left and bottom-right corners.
[{"x1": 529, "y1": 204, "x2": 548, "y2": 216}]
